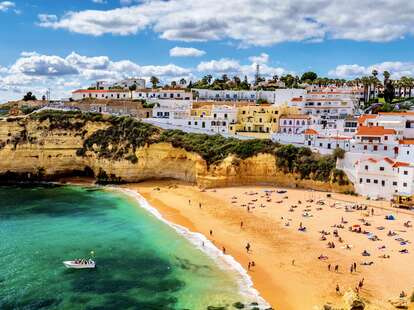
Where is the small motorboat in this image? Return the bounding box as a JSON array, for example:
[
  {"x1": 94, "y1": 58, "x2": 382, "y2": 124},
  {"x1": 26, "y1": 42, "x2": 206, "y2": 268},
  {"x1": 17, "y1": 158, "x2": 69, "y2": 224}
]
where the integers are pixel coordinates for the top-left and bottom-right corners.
[{"x1": 63, "y1": 259, "x2": 95, "y2": 269}]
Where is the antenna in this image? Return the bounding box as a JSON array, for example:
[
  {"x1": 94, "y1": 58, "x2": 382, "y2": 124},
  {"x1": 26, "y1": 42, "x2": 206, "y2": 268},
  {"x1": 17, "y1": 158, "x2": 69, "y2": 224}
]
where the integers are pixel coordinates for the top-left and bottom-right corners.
[{"x1": 255, "y1": 64, "x2": 260, "y2": 85}]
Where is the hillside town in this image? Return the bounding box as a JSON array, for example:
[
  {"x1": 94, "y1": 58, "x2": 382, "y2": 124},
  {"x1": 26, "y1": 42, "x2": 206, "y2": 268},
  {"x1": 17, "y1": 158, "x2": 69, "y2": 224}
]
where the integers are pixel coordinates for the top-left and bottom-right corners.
[{"x1": 4, "y1": 71, "x2": 414, "y2": 205}]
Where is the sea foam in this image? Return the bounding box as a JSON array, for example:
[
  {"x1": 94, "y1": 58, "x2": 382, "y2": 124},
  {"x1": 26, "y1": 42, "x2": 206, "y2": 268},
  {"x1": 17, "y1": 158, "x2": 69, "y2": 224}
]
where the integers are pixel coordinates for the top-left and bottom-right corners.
[{"x1": 114, "y1": 187, "x2": 271, "y2": 309}]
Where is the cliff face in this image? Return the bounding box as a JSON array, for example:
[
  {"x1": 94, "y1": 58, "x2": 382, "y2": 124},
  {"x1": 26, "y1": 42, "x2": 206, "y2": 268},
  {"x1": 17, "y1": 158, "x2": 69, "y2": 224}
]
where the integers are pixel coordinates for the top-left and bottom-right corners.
[{"x1": 0, "y1": 116, "x2": 353, "y2": 193}]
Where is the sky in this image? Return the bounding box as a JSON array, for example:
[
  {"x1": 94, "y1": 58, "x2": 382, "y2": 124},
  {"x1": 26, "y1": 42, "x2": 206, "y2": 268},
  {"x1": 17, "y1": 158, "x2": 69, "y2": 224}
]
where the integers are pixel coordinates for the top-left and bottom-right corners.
[{"x1": 1, "y1": 0, "x2": 414, "y2": 101}]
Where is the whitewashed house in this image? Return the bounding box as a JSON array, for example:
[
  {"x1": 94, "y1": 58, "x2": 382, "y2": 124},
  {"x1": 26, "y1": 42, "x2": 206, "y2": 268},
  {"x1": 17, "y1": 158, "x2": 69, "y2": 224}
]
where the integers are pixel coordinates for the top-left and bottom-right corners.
[
  {"x1": 133, "y1": 89, "x2": 193, "y2": 101},
  {"x1": 354, "y1": 157, "x2": 414, "y2": 200},
  {"x1": 72, "y1": 89, "x2": 131, "y2": 100}
]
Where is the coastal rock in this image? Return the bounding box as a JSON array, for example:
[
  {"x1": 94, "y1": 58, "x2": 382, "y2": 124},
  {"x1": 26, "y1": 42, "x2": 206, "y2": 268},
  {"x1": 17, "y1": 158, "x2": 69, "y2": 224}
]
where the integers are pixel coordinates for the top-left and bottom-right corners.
[{"x1": 0, "y1": 115, "x2": 354, "y2": 193}]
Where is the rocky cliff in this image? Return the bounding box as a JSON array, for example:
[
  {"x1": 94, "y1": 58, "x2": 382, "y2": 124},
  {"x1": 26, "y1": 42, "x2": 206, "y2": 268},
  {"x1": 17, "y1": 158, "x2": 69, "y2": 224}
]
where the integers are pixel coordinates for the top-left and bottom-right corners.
[{"x1": 0, "y1": 113, "x2": 353, "y2": 193}]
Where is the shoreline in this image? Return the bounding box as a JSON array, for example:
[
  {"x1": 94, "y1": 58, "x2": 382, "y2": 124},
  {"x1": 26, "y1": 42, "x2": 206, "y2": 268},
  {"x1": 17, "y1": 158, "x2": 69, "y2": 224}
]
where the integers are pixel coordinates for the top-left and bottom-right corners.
[
  {"x1": 121, "y1": 180, "x2": 414, "y2": 310},
  {"x1": 17, "y1": 177, "x2": 414, "y2": 309},
  {"x1": 116, "y1": 187, "x2": 270, "y2": 309}
]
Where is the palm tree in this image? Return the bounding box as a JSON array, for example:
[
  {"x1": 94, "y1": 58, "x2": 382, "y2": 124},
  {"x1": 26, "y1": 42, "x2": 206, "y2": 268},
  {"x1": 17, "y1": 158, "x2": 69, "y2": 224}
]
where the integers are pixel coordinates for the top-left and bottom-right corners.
[
  {"x1": 383, "y1": 71, "x2": 391, "y2": 84},
  {"x1": 150, "y1": 76, "x2": 159, "y2": 89},
  {"x1": 361, "y1": 76, "x2": 371, "y2": 104},
  {"x1": 407, "y1": 77, "x2": 414, "y2": 98},
  {"x1": 371, "y1": 69, "x2": 379, "y2": 100}
]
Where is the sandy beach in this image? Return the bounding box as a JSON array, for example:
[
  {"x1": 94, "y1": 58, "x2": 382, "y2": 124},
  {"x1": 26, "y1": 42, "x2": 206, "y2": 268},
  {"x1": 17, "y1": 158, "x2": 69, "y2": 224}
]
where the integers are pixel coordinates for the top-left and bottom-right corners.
[{"x1": 123, "y1": 180, "x2": 414, "y2": 310}]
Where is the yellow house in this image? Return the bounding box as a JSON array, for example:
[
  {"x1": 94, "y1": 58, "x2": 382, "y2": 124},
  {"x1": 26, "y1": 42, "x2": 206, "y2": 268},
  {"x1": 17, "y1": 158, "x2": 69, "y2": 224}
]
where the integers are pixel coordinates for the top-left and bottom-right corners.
[
  {"x1": 190, "y1": 106, "x2": 211, "y2": 118},
  {"x1": 229, "y1": 104, "x2": 299, "y2": 137}
]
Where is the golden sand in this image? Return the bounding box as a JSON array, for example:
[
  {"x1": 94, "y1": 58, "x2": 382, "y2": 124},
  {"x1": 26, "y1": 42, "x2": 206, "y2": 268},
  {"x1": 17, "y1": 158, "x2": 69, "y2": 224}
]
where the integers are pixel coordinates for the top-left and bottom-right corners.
[{"x1": 123, "y1": 180, "x2": 414, "y2": 310}]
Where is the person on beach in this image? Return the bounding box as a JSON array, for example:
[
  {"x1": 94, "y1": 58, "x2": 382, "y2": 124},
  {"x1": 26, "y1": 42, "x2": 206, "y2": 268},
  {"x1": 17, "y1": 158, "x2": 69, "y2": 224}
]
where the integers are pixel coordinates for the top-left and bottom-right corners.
[
  {"x1": 350, "y1": 265, "x2": 353, "y2": 273},
  {"x1": 371, "y1": 208, "x2": 374, "y2": 216},
  {"x1": 353, "y1": 262, "x2": 357, "y2": 271},
  {"x1": 199, "y1": 202, "x2": 201, "y2": 209},
  {"x1": 291, "y1": 259, "x2": 295, "y2": 266},
  {"x1": 209, "y1": 229, "x2": 213, "y2": 236},
  {"x1": 336, "y1": 284, "x2": 340, "y2": 294},
  {"x1": 188, "y1": 199, "x2": 191, "y2": 205},
  {"x1": 246, "y1": 242, "x2": 251, "y2": 253},
  {"x1": 240, "y1": 221, "x2": 244, "y2": 229},
  {"x1": 335, "y1": 265, "x2": 339, "y2": 272},
  {"x1": 222, "y1": 247, "x2": 226, "y2": 254},
  {"x1": 328, "y1": 264, "x2": 331, "y2": 271},
  {"x1": 248, "y1": 262, "x2": 251, "y2": 270}
]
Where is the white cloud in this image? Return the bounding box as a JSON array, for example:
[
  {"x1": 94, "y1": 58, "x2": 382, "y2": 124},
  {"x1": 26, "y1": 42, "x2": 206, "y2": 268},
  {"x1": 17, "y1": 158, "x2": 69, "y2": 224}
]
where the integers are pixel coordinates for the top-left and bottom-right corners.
[
  {"x1": 37, "y1": 0, "x2": 414, "y2": 46},
  {"x1": 0, "y1": 1, "x2": 14, "y2": 12},
  {"x1": 169, "y1": 47, "x2": 206, "y2": 57},
  {"x1": 248, "y1": 53, "x2": 269, "y2": 64},
  {"x1": 92, "y1": 0, "x2": 106, "y2": 4},
  {"x1": 0, "y1": 51, "x2": 193, "y2": 102},
  {"x1": 10, "y1": 54, "x2": 78, "y2": 76},
  {"x1": 197, "y1": 57, "x2": 289, "y2": 80},
  {"x1": 329, "y1": 62, "x2": 414, "y2": 79}
]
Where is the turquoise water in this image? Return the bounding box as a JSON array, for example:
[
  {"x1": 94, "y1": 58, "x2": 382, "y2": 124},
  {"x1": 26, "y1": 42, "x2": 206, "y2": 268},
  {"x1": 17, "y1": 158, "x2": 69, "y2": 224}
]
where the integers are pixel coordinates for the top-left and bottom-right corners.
[{"x1": 0, "y1": 185, "x2": 264, "y2": 310}]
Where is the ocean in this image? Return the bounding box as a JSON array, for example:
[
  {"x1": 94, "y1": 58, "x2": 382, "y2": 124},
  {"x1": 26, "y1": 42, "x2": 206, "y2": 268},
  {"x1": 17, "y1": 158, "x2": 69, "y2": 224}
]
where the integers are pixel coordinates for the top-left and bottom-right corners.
[{"x1": 0, "y1": 185, "x2": 267, "y2": 310}]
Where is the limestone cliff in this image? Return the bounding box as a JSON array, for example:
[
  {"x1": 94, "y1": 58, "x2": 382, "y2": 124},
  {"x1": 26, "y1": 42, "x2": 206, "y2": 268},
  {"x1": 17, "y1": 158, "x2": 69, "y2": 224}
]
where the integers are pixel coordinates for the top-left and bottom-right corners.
[{"x1": 0, "y1": 115, "x2": 353, "y2": 193}]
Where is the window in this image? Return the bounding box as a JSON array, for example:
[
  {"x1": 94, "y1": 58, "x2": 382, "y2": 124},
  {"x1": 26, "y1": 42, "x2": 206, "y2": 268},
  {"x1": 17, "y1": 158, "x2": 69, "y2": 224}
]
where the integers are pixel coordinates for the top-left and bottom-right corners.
[
  {"x1": 404, "y1": 171, "x2": 408, "y2": 175},
  {"x1": 365, "y1": 165, "x2": 368, "y2": 170},
  {"x1": 403, "y1": 182, "x2": 407, "y2": 187},
  {"x1": 384, "y1": 136, "x2": 388, "y2": 141},
  {"x1": 374, "y1": 179, "x2": 378, "y2": 184},
  {"x1": 188, "y1": 121, "x2": 191, "y2": 125},
  {"x1": 364, "y1": 145, "x2": 367, "y2": 150},
  {"x1": 384, "y1": 146, "x2": 387, "y2": 151},
  {"x1": 366, "y1": 179, "x2": 371, "y2": 183},
  {"x1": 194, "y1": 121, "x2": 198, "y2": 126},
  {"x1": 381, "y1": 180, "x2": 385, "y2": 186},
  {"x1": 380, "y1": 167, "x2": 384, "y2": 171},
  {"x1": 373, "y1": 145, "x2": 378, "y2": 151},
  {"x1": 224, "y1": 114, "x2": 228, "y2": 119},
  {"x1": 393, "y1": 181, "x2": 397, "y2": 186},
  {"x1": 359, "y1": 178, "x2": 363, "y2": 184}
]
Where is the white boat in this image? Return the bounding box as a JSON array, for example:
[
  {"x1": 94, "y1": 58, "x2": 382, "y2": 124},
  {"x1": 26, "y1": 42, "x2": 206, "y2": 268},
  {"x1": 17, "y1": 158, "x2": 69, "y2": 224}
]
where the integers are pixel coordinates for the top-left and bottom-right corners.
[{"x1": 63, "y1": 259, "x2": 95, "y2": 269}]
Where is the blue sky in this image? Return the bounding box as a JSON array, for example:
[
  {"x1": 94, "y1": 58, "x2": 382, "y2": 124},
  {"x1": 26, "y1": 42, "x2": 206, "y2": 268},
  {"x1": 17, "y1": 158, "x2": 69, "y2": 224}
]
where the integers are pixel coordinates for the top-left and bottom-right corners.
[{"x1": 1, "y1": 0, "x2": 414, "y2": 100}]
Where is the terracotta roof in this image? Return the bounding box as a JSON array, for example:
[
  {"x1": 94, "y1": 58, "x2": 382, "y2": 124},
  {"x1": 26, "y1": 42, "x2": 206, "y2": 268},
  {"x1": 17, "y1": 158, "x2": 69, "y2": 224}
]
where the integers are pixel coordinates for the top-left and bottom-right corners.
[
  {"x1": 291, "y1": 97, "x2": 303, "y2": 102},
  {"x1": 378, "y1": 112, "x2": 414, "y2": 116},
  {"x1": 399, "y1": 139, "x2": 414, "y2": 145},
  {"x1": 393, "y1": 162, "x2": 410, "y2": 168},
  {"x1": 384, "y1": 157, "x2": 394, "y2": 164},
  {"x1": 356, "y1": 126, "x2": 396, "y2": 136},
  {"x1": 358, "y1": 114, "x2": 377, "y2": 124},
  {"x1": 73, "y1": 89, "x2": 129, "y2": 93},
  {"x1": 304, "y1": 129, "x2": 318, "y2": 135}
]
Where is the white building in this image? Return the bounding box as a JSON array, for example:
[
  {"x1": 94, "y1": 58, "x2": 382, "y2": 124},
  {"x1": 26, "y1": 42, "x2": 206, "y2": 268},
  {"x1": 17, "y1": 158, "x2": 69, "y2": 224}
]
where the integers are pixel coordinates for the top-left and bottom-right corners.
[
  {"x1": 278, "y1": 114, "x2": 311, "y2": 134},
  {"x1": 133, "y1": 89, "x2": 193, "y2": 101},
  {"x1": 304, "y1": 129, "x2": 352, "y2": 151},
  {"x1": 149, "y1": 104, "x2": 237, "y2": 134},
  {"x1": 72, "y1": 89, "x2": 131, "y2": 101},
  {"x1": 113, "y1": 78, "x2": 145, "y2": 89},
  {"x1": 289, "y1": 87, "x2": 361, "y2": 119},
  {"x1": 151, "y1": 100, "x2": 192, "y2": 119},
  {"x1": 354, "y1": 157, "x2": 414, "y2": 200},
  {"x1": 192, "y1": 89, "x2": 306, "y2": 106}
]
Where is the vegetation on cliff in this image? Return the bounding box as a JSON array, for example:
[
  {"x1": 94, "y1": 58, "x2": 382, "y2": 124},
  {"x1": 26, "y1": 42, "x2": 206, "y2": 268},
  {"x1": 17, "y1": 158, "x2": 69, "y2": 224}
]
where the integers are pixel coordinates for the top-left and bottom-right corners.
[{"x1": 27, "y1": 110, "x2": 349, "y2": 185}]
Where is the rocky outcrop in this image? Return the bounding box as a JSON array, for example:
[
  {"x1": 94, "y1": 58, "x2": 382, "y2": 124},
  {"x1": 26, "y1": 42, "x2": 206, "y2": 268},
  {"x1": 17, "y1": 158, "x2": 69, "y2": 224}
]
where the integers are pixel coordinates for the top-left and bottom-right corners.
[{"x1": 0, "y1": 116, "x2": 354, "y2": 193}]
